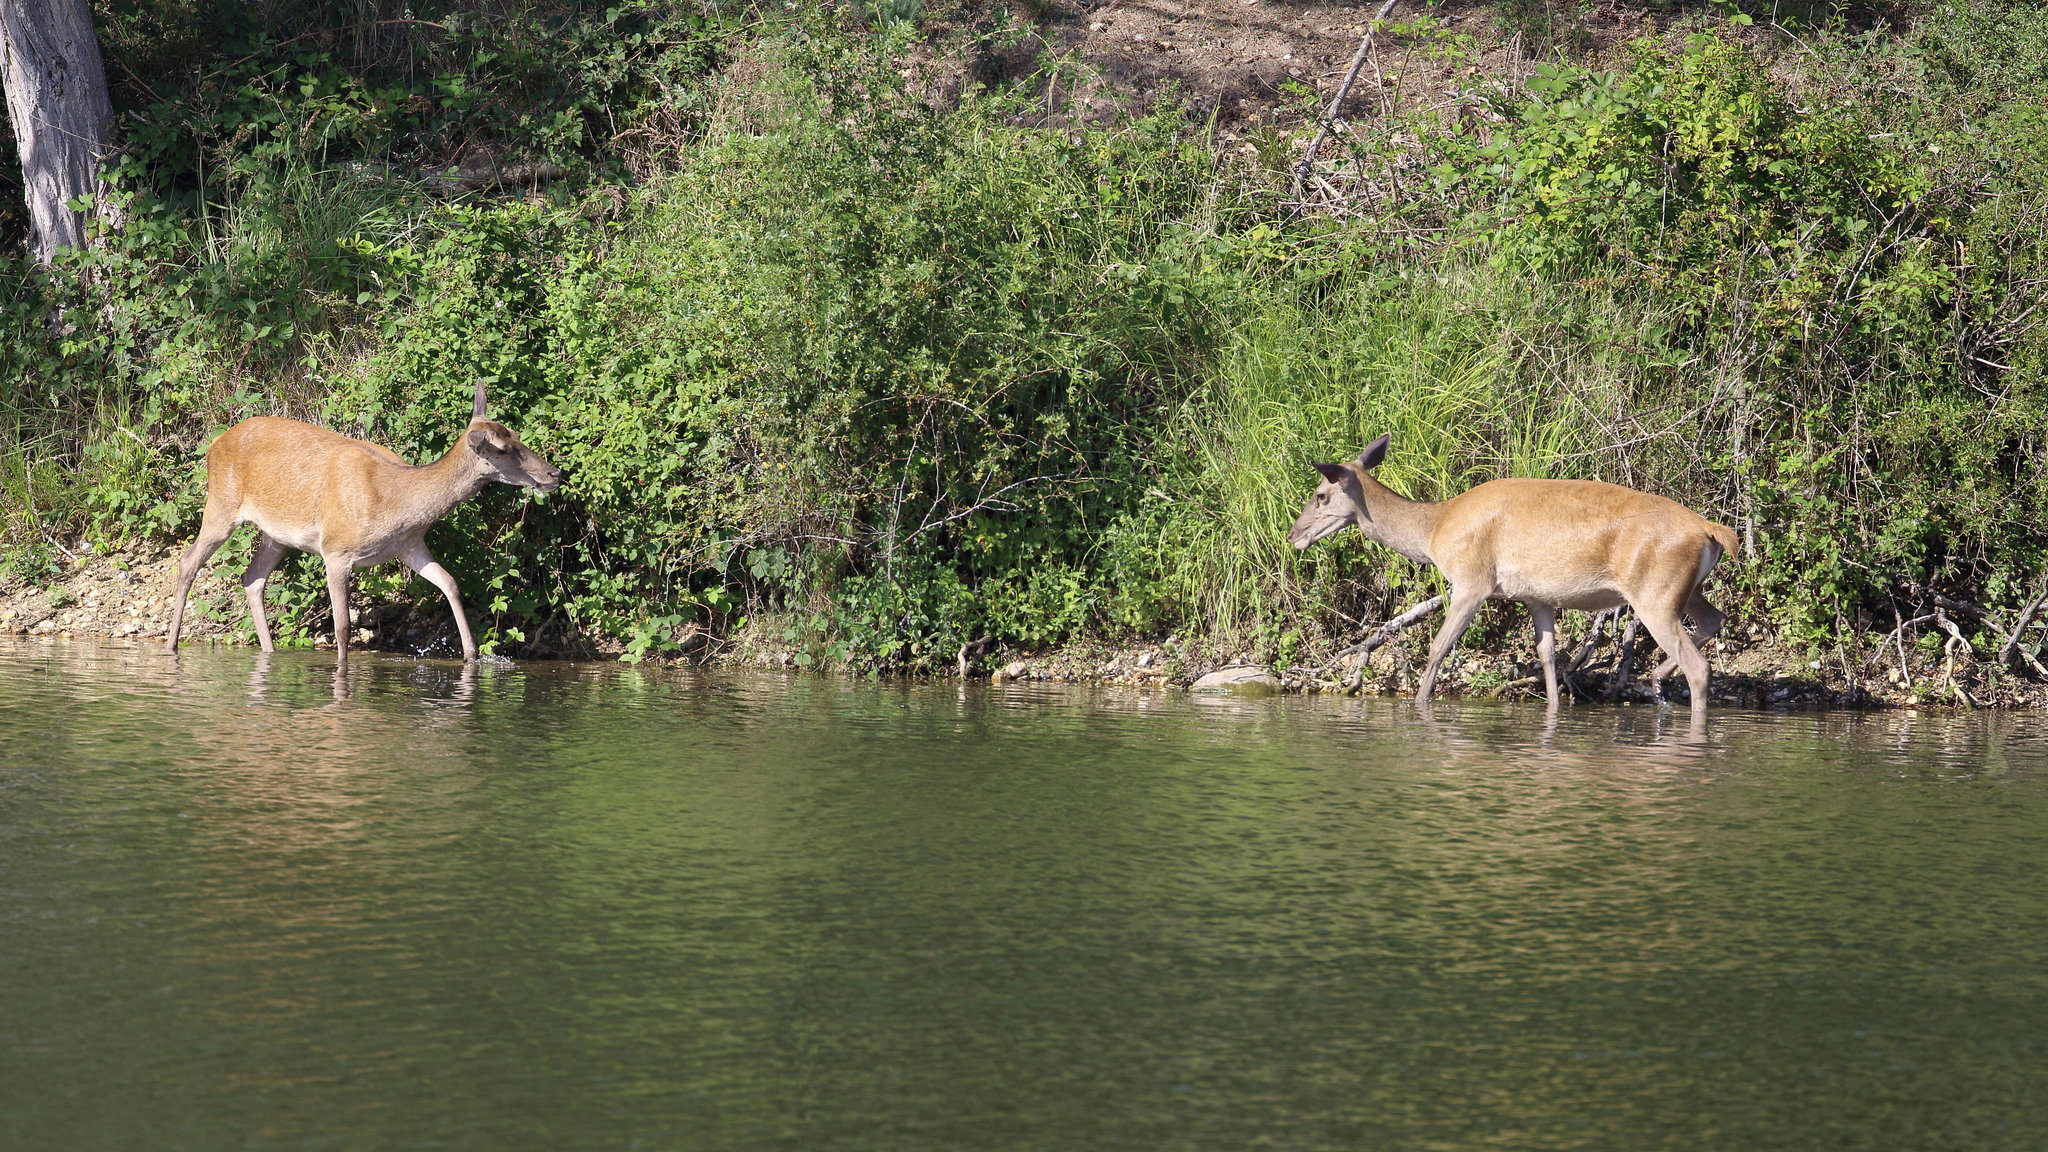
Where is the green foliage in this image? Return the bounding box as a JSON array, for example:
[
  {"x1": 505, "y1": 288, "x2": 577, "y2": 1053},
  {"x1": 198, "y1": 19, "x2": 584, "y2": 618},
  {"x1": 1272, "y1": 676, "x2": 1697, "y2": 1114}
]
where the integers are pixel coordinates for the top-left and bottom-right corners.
[
  {"x1": 301, "y1": 34, "x2": 1256, "y2": 663},
  {"x1": 0, "y1": 537, "x2": 61, "y2": 588},
  {"x1": 6, "y1": 4, "x2": 2048, "y2": 673},
  {"x1": 1442, "y1": 31, "x2": 1923, "y2": 340}
]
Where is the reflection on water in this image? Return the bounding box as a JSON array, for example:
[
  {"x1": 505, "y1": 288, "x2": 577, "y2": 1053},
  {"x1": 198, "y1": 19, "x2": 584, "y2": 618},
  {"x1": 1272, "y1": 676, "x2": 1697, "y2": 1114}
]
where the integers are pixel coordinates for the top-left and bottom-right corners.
[{"x1": 4, "y1": 638, "x2": 2047, "y2": 1151}]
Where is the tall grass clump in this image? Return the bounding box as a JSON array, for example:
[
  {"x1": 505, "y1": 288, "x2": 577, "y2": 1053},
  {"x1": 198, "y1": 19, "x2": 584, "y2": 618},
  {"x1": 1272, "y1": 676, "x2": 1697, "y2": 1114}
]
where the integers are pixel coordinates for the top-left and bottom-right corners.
[{"x1": 1112, "y1": 264, "x2": 1669, "y2": 637}]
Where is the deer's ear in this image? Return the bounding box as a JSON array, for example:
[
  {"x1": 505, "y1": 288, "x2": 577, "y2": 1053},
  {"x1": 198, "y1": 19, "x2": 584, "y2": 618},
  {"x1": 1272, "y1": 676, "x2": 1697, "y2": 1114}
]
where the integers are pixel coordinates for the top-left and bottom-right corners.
[
  {"x1": 1357, "y1": 434, "x2": 1391, "y2": 471},
  {"x1": 1311, "y1": 461, "x2": 1349, "y2": 485},
  {"x1": 466, "y1": 428, "x2": 488, "y2": 452},
  {"x1": 472, "y1": 380, "x2": 489, "y2": 421}
]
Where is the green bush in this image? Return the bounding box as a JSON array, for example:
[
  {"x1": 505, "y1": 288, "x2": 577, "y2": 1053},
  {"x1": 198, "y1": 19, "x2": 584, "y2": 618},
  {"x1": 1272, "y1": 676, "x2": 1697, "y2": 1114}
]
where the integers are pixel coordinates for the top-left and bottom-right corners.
[{"x1": 308, "y1": 35, "x2": 1261, "y2": 663}]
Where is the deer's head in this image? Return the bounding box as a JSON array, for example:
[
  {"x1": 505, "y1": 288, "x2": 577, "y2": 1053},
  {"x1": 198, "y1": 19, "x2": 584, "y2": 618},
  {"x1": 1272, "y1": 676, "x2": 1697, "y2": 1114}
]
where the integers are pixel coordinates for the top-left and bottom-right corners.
[
  {"x1": 464, "y1": 381, "x2": 564, "y2": 492},
  {"x1": 1287, "y1": 434, "x2": 1389, "y2": 550}
]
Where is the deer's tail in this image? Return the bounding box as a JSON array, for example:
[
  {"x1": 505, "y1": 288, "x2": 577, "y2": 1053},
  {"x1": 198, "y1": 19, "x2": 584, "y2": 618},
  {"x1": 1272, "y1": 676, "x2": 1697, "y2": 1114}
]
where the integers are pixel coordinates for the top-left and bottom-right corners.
[
  {"x1": 1696, "y1": 521, "x2": 1739, "y2": 590},
  {"x1": 1706, "y1": 522, "x2": 1739, "y2": 563}
]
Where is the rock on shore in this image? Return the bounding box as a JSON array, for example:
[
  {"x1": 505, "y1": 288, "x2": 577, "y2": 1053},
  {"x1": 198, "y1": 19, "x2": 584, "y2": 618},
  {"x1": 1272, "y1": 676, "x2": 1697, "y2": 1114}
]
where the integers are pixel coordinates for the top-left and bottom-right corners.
[{"x1": 1190, "y1": 666, "x2": 1283, "y2": 695}]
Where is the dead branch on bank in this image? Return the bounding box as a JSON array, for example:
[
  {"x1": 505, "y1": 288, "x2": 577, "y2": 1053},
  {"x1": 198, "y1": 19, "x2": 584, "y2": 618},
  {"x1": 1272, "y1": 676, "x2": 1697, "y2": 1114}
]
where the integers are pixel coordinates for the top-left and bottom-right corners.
[
  {"x1": 1325, "y1": 594, "x2": 1444, "y2": 688},
  {"x1": 957, "y1": 634, "x2": 991, "y2": 679},
  {"x1": 1997, "y1": 570, "x2": 2048, "y2": 674}
]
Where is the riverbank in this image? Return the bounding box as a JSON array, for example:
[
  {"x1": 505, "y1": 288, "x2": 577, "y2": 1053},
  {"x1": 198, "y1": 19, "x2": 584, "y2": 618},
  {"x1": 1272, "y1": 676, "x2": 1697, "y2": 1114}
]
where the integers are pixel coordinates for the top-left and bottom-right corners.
[
  {"x1": 11, "y1": 540, "x2": 2037, "y2": 710},
  {"x1": 4, "y1": 2, "x2": 2047, "y2": 692}
]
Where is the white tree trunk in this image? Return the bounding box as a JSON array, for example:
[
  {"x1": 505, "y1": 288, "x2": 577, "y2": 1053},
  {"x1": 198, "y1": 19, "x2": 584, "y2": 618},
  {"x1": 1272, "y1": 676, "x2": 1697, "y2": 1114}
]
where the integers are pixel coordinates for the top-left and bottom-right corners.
[{"x1": 0, "y1": 0, "x2": 119, "y2": 265}]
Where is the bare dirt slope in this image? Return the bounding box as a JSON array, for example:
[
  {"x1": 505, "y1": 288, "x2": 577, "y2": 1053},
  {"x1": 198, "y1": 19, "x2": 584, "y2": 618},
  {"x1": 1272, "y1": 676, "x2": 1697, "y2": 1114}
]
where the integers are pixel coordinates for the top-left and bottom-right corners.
[{"x1": 935, "y1": 0, "x2": 1663, "y2": 130}]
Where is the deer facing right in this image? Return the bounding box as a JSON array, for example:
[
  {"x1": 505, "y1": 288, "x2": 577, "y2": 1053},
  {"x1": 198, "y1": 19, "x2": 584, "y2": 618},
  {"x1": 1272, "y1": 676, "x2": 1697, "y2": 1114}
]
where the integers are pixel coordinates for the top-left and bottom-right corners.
[
  {"x1": 166, "y1": 382, "x2": 562, "y2": 663},
  {"x1": 1289, "y1": 434, "x2": 1737, "y2": 717}
]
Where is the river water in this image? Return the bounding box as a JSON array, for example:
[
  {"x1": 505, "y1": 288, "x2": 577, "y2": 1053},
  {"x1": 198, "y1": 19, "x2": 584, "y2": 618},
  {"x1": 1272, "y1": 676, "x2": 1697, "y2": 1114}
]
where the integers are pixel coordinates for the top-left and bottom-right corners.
[{"x1": 3, "y1": 638, "x2": 2045, "y2": 1150}]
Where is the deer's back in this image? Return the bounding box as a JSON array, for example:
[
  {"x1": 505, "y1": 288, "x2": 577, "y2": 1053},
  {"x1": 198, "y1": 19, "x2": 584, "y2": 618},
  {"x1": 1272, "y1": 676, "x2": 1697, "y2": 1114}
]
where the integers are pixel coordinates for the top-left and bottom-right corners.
[
  {"x1": 1433, "y1": 478, "x2": 1727, "y2": 606},
  {"x1": 206, "y1": 417, "x2": 410, "y2": 550}
]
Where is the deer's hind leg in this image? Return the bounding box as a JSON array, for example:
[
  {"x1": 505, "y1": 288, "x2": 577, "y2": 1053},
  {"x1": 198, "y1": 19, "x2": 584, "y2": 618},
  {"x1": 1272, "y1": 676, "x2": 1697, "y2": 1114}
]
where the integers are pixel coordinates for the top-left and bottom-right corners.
[
  {"x1": 1648, "y1": 589, "x2": 1726, "y2": 697},
  {"x1": 1636, "y1": 591, "x2": 1713, "y2": 719},
  {"x1": 241, "y1": 534, "x2": 289, "y2": 653},
  {"x1": 325, "y1": 554, "x2": 357, "y2": 665}
]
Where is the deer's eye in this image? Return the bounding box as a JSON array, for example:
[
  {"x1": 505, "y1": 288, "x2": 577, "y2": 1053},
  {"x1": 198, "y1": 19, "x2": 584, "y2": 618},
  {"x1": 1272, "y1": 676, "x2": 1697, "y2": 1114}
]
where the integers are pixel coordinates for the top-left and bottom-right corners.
[{"x1": 1316, "y1": 493, "x2": 1329, "y2": 505}]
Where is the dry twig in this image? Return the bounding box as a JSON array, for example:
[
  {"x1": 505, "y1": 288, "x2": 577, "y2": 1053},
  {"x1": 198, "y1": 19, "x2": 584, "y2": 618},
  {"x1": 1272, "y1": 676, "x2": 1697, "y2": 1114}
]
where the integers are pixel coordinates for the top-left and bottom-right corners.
[
  {"x1": 1876, "y1": 610, "x2": 1937, "y2": 687},
  {"x1": 1998, "y1": 569, "x2": 2048, "y2": 672},
  {"x1": 1931, "y1": 608, "x2": 1974, "y2": 707},
  {"x1": 1291, "y1": 0, "x2": 1401, "y2": 205}
]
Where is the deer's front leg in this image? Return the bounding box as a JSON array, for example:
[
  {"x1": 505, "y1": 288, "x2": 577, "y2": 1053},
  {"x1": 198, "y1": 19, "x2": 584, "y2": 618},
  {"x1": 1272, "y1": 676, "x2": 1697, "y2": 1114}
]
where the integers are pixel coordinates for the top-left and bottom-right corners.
[
  {"x1": 1416, "y1": 586, "x2": 1488, "y2": 704},
  {"x1": 168, "y1": 503, "x2": 238, "y2": 653},
  {"x1": 404, "y1": 542, "x2": 479, "y2": 662}
]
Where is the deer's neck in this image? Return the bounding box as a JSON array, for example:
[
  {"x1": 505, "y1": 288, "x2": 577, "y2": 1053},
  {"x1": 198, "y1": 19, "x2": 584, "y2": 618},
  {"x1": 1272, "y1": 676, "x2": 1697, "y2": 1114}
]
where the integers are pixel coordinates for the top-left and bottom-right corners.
[
  {"x1": 393, "y1": 443, "x2": 487, "y2": 530},
  {"x1": 1354, "y1": 473, "x2": 1444, "y2": 565}
]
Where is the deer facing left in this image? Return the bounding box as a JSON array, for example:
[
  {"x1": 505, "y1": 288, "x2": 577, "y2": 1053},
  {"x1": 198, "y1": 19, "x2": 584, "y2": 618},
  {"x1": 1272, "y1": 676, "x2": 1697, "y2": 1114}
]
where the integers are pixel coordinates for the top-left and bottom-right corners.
[
  {"x1": 1288, "y1": 433, "x2": 1735, "y2": 718},
  {"x1": 166, "y1": 382, "x2": 563, "y2": 663}
]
